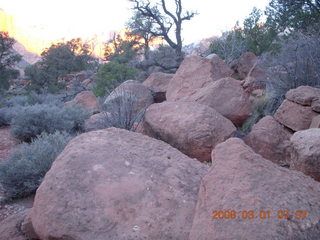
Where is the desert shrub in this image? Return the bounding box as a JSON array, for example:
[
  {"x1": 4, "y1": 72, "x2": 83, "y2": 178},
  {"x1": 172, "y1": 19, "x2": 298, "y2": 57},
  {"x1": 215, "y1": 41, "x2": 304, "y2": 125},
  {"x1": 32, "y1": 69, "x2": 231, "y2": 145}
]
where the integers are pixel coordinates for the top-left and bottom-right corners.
[
  {"x1": 10, "y1": 104, "x2": 90, "y2": 141},
  {"x1": 102, "y1": 89, "x2": 146, "y2": 131},
  {"x1": 93, "y1": 62, "x2": 138, "y2": 97},
  {"x1": 26, "y1": 92, "x2": 65, "y2": 106},
  {"x1": 210, "y1": 8, "x2": 278, "y2": 62},
  {"x1": 4, "y1": 95, "x2": 30, "y2": 107},
  {"x1": 0, "y1": 131, "x2": 73, "y2": 199},
  {"x1": 241, "y1": 95, "x2": 269, "y2": 133},
  {"x1": 209, "y1": 28, "x2": 246, "y2": 64},
  {"x1": 261, "y1": 32, "x2": 320, "y2": 115},
  {"x1": 0, "y1": 105, "x2": 25, "y2": 127},
  {"x1": 25, "y1": 38, "x2": 97, "y2": 93}
]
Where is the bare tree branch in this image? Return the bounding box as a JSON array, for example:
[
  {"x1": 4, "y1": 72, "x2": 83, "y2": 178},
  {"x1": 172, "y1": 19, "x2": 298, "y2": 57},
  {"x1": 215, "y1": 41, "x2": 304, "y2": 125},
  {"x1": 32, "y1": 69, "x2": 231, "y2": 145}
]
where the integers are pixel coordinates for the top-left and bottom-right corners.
[{"x1": 128, "y1": 0, "x2": 196, "y2": 60}]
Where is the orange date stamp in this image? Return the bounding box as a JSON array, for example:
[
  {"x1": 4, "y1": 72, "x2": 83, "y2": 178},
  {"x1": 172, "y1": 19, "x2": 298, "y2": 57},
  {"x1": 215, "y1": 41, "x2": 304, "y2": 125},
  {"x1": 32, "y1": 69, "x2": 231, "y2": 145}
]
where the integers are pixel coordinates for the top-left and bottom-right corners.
[{"x1": 211, "y1": 210, "x2": 308, "y2": 220}]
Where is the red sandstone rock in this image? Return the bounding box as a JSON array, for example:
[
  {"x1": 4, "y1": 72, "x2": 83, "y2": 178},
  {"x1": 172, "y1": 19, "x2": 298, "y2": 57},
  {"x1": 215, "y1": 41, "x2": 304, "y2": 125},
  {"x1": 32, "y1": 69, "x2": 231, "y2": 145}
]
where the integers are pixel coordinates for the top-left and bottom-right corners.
[
  {"x1": 142, "y1": 72, "x2": 173, "y2": 102},
  {"x1": 312, "y1": 99, "x2": 320, "y2": 113},
  {"x1": 310, "y1": 115, "x2": 320, "y2": 128},
  {"x1": 189, "y1": 138, "x2": 320, "y2": 240},
  {"x1": 84, "y1": 112, "x2": 107, "y2": 132},
  {"x1": 166, "y1": 55, "x2": 233, "y2": 101},
  {"x1": 244, "y1": 116, "x2": 292, "y2": 165},
  {"x1": 144, "y1": 101, "x2": 236, "y2": 162},
  {"x1": 190, "y1": 77, "x2": 252, "y2": 126},
  {"x1": 286, "y1": 86, "x2": 320, "y2": 106},
  {"x1": 104, "y1": 80, "x2": 154, "y2": 116},
  {"x1": 274, "y1": 100, "x2": 318, "y2": 131},
  {"x1": 65, "y1": 91, "x2": 99, "y2": 113},
  {"x1": 290, "y1": 128, "x2": 320, "y2": 182},
  {"x1": 0, "y1": 209, "x2": 32, "y2": 240},
  {"x1": 232, "y1": 52, "x2": 258, "y2": 80},
  {"x1": 31, "y1": 128, "x2": 208, "y2": 240}
]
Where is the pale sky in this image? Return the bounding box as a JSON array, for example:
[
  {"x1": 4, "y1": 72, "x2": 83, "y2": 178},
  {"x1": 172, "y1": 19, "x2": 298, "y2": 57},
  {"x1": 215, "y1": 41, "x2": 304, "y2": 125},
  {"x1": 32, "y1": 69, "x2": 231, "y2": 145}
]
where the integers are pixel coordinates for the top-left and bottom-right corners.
[{"x1": 1, "y1": 0, "x2": 270, "y2": 55}]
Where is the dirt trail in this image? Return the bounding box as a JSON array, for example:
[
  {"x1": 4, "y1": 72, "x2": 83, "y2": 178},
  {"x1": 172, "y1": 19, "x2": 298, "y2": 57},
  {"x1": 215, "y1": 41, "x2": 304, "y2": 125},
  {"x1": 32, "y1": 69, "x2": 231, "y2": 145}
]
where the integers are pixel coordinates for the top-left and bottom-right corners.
[{"x1": 0, "y1": 127, "x2": 18, "y2": 162}]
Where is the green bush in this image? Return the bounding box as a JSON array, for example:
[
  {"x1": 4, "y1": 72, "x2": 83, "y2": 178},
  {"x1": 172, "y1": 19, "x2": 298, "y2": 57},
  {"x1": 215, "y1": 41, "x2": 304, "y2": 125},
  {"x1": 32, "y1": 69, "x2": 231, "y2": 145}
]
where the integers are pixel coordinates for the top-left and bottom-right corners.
[
  {"x1": 0, "y1": 131, "x2": 73, "y2": 199},
  {"x1": 93, "y1": 62, "x2": 138, "y2": 97},
  {"x1": 25, "y1": 38, "x2": 98, "y2": 93},
  {"x1": 10, "y1": 104, "x2": 90, "y2": 141}
]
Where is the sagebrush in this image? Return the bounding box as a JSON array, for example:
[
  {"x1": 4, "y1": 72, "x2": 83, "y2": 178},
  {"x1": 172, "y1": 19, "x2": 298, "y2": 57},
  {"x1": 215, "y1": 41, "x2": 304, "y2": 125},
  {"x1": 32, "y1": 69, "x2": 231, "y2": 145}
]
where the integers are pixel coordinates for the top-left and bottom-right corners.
[
  {"x1": 10, "y1": 103, "x2": 90, "y2": 141},
  {"x1": 0, "y1": 131, "x2": 73, "y2": 199}
]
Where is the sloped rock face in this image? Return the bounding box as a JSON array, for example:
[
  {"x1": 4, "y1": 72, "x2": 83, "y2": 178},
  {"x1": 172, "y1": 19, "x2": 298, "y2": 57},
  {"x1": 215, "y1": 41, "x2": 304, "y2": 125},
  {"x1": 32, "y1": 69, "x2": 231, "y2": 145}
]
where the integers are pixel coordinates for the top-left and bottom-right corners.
[
  {"x1": 312, "y1": 100, "x2": 320, "y2": 112},
  {"x1": 0, "y1": 209, "x2": 32, "y2": 240},
  {"x1": 166, "y1": 55, "x2": 233, "y2": 101},
  {"x1": 65, "y1": 91, "x2": 100, "y2": 113},
  {"x1": 31, "y1": 128, "x2": 208, "y2": 240},
  {"x1": 310, "y1": 115, "x2": 320, "y2": 128},
  {"x1": 231, "y1": 52, "x2": 258, "y2": 80},
  {"x1": 84, "y1": 112, "x2": 107, "y2": 132},
  {"x1": 286, "y1": 86, "x2": 320, "y2": 106},
  {"x1": 244, "y1": 116, "x2": 292, "y2": 166},
  {"x1": 189, "y1": 77, "x2": 251, "y2": 126},
  {"x1": 189, "y1": 138, "x2": 320, "y2": 240},
  {"x1": 290, "y1": 129, "x2": 320, "y2": 181},
  {"x1": 274, "y1": 100, "x2": 318, "y2": 131},
  {"x1": 142, "y1": 72, "x2": 173, "y2": 103},
  {"x1": 104, "y1": 80, "x2": 154, "y2": 116},
  {"x1": 144, "y1": 101, "x2": 236, "y2": 162}
]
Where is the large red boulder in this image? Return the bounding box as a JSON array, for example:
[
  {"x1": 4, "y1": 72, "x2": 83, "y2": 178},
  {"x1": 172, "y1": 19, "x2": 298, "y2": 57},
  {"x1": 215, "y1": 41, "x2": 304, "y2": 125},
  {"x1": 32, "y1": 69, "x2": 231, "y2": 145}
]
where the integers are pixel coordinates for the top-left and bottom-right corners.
[
  {"x1": 274, "y1": 100, "x2": 318, "y2": 131},
  {"x1": 31, "y1": 128, "x2": 208, "y2": 240},
  {"x1": 290, "y1": 128, "x2": 320, "y2": 182},
  {"x1": 285, "y1": 86, "x2": 320, "y2": 106},
  {"x1": 244, "y1": 116, "x2": 292, "y2": 166},
  {"x1": 142, "y1": 72, "x2": 174, "y2": 102},
  {"x1": 0, "y1": 209, "x2": 33, "y2": 240},
  {"x1": 84, "y1": 112, "x2": 107, "y2": 132},
  {"x1": 189, "y1": 138, "x2": 320, "y2": 240},
  {"x1": 104, "y1": 80, "x2": 154, "y2": 116},
  {"x1": 166, "y1": 55, "x2": 233, "y2": 101},
  {"x1": 144, "y1": 101, "x2": 236, "y2": 162},
  {"x1": 189, "y1": 77, "x2": 252, "y2": 126},
  {"x1": 231, "y1": 52, "x2": 258, "y2": 80},
  {"x1": 312, "y1": 100, "x2": 320, "y2": 112},
  {"x1": 310, "y1": 115, "x2": 320, "y2": 128},
  {"x1": 65, "y1": 91, "x2": 100, "y2": 113}
]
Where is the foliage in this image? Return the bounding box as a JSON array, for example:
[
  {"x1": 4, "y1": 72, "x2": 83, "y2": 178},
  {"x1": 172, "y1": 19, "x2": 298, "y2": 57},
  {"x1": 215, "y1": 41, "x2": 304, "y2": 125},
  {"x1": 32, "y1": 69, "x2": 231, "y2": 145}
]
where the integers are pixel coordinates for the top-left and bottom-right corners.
[
  {"x1": 93, "y1": 62, "x2": 138, "y2": 97},
  {"x1": 0, "y1": 32, "x2": 21, "y2": 89},
  {"x1": 129, "y1": 0, "x2": 196, "y2": 60},
  {"x1": 102, "y1": 87, "x2": 146, "y2": 131},
  {"x1": 0, "y1": 131, "x2": 73, "y2": 199},
  {"x1": 104, "y1": 31, "x2": 141, "y2": 64},
  {"x1": 241, "y1": 95, "x2": 269, "y2": 133},
  {"x1": 265, "y1": 0, "x2": 320, "y2": 33},
  {"x1": 261, "y1": 31, "x2": 320, "y2": 115},
  {"x1": 10, "y1": 103, "x2": 90, "y2": 141},
  {"x1": 209, "y1": 25, "x2": 246, "y2": 64},
  {"x1": 210, "y1": 8, "x2": 278, "y2": 60},
  {"x1": 0, "y1": 105, "x2": 24, "y2": 127},
  {"x1": 126, "y1": 12, "x2": 159, "y2": 58},
  {"x1": 243, "y1": 8, "x2": 279, "y2": 55},
  {"x1": 25, "y1": 38, "x2": 97, "y2": 93}
]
